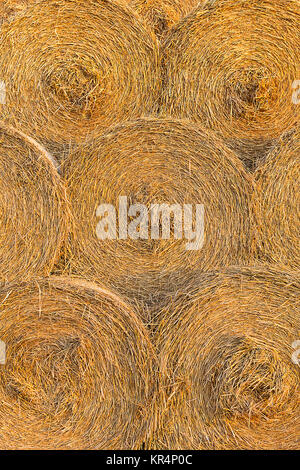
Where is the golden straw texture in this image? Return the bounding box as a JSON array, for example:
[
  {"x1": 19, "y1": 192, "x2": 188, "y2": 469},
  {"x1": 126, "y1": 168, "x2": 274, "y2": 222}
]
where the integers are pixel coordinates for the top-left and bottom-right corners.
[
  {"x1": 63, "y1": 118, "x2": 255, "y2": 309},
  {"x1": 0, "y1": 0, "x2": 159, "y2": 157},
  {"x1": 129, "y1": 0, "x2": 200, "y2": 39},
  {"x1": 160, "y1": 0, "x2": 300, "y2": 169},
  {"x1": 0, "y1": 0, "x2": 130, "y2": 20},
  {"x1": 0, "y1": 122, "x2": 69, "y2": 285},
  {"x1": 0, "y1": 0, "x2": 30, "y2": 22},
  {"x1": 156, "y1": 266, "x2": 300, "y2": 450},
  {"x1": 0, "y1": 277, "x2": 155, "y2": 449},
  {"x1": 253, "y1": 130, "x2": 300, "y2": 269}
]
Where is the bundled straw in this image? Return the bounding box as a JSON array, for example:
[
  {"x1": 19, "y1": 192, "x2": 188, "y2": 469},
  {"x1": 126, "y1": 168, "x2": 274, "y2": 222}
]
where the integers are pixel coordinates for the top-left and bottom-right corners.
[
  {"x1": 129, "y1": 0, "x2": 200, "y2": 39},
  {"x1": 0, "y1": 277, "x2": 155, "y2": 449},
  {"x1": 63, "y1": 118, "x2": 254, "y2": 309},
  {"x1": 0, "y1": 0, "x2": 159, "y2": 157},
  {"x1": 156, "y1": 266, "x2": 300, "y2": 450},
  {"x1": 253, "y1": 130, "x2": 300, "y2": 269},
  {"x1": 0, "y1": 0, "x2": 30, "y2": 22},
  {"x1": 0, "y1": 122, "x2": 69, "y2": 285},
  {"x1": 160, "y1": 0, "x2": 300, "y2": 170}
]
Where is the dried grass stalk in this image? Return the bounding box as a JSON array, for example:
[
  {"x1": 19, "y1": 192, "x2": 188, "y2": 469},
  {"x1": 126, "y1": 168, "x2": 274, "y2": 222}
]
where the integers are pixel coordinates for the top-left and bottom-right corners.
[
  {"x1": 0, "y1": 122, "x2": 69, "y2": 285},
  {"x1": 160, "y1": 0, "x2": 300, "y2": 170},
  {"x1": 63, "y1": 118, "x2": 255, "y2": 310},
  {"x1": 0, "y1": 0, "x2": 159, "y2": 157},
  {"x1": 253, "y1": 130, "x2": 300, "y2": 269},
  {"x1": 129, "y1": 0, "x2": 200, "y2": 39},
  {"x1": 0, "y1": 277, "x2": 155, "y2": 449},
  {"x1": 156, "y1": 266, "x2": 300, "y2": 450}
]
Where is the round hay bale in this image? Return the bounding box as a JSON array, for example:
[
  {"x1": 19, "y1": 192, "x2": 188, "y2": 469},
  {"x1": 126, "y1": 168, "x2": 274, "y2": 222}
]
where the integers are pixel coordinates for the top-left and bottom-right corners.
[
  {"x1": 63, "y1": 117, "x2": 255, "y2": 309},
  {"x1": 0, "y1": 277, "x2": 155, "y2": 449},
  {"x1": 129, "y1": 0, "x2": 200, "y2": 39},
  {"x1": 0, "y1": 121, "x2": 69, "y2": 285},
  {"x1": 156, "y1": 266, "x2": 300, "y2": 450},
  {"x1": 0, "y1": 0, "x2": 160, "y2": 157},
  {"x1": 160, "y1": 0, "x2": 300, "y2": 170},
  {"x1": 253, "y1": 130, "x2": 300, "y2": 269}
]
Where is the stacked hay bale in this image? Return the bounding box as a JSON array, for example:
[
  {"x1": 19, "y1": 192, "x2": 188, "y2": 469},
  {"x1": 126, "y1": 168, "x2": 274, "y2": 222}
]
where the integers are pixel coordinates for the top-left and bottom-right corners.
[
  {"x1": 0, "y1": 122, "x2": 69, "y2": 284},
  {"x1": 62, "y1": 117, "x2": 255, "y2": 311},
  {"x1": 0, "y1": 0, "x2": 160, "y2": 159},
  {"x1": 129, "y1": 0, "x2": 201, "y2": 39},
  {"x1": 253, "y1": 130, "x2": 300, "y2": 269},
  {"x1": 156, "y1": 266, "x2": 300, "y2": 450},
  {"x1": 0, "y1": 277, "x2": 156, "y2": 449},
  {"x1": 0, "y1": 0, "x2": 298, "y2": 451},
  {"x1": 160, "y1": 0, "x2": 300, "y2": 170}
]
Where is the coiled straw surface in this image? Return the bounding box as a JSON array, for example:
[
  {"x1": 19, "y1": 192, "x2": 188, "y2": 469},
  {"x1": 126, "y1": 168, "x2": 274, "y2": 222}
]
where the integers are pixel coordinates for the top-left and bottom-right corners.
[
  {"x1": 0, "y1": 122, "x2": 68, "y2": 284},
  {"x1": 0, "y1": 0, "x2": 29, "y2": 22},
  {"x1": 156, "y1": 266, "x2": 300, "y2": 450},
  {"x1": 0, "y1": 0, "x2": 159, "y2": 156},
  {"x1": 63, "y1": 118, "x2": 254, "y2": 308},
  {"x1": 0, "y1": 0, "x2": 132, "y2": 21},
  {"x1": 0, "y1": 277, "x2": 155, "y2": 449},
  {"x1": 160, "y1": 0, "x2": 300, "y2": 169},
  {"x1": 254, "y1": 131, "x2": 300, "y2": 269},
  {"x1": 129, "y1": 0, "x2": 200, "y2": 39}
]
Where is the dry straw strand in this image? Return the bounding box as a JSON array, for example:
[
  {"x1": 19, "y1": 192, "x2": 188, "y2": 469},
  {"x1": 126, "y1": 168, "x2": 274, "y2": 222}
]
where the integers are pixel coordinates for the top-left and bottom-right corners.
[
  {"x1": 129, "y1": 0, "x2": 201, "y2": 39},
  {"x1": 156, "y1": 266, "x2": 300, "y2": 450},
  {"x1": 0, "y1": 121, "x2": 69, "y2": 285},
  {"x1": 63, "y1": 117, "x2": 255, "y2": 311},
  {"x1": 0, "y1": 0, "x2": 160, "y2": 158},
  {"x1": 160, "y1": 0, "x2": 300, "y2": 170},
  {"x1": 253, "y1": 130, "x2": 300, "y2": 269},
  {"x1": 0, "y1": 277, "x2": 156, "y2": 449}
]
